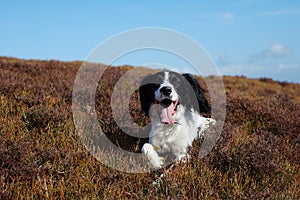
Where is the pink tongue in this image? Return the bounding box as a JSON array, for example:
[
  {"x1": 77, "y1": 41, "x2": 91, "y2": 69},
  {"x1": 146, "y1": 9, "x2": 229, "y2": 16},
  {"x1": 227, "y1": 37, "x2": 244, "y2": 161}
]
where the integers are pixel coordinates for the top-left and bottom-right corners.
[{"x1": 159, "y1": 102, "x2": 177, "y2": 124}]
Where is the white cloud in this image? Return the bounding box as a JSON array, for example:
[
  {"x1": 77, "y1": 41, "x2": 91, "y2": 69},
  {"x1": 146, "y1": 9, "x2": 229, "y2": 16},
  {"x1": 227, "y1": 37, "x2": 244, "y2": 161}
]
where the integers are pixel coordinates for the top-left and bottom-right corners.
[
  {"x1": 220, "y1": 64, "x2": 266, "y2": 76},
  {"x1": 276, "y1": 63, "x2": 298, "y2": 72},
  {"x1": 264, "y1": 43, "x2": 290, "y2": 57},
  {"x1": 217, "y1": 44, "x2": 298, "y2": 82},
  {"x1": 221, "y1": 12, "x2": 234, "y2": 20},
  {"x1": 262, "y1": 8, "x2": 300, "y2": 16},
  {"x1": 219, "y1": 62, "x2": 300, "y2": 82},
  {"x1": 247, "y1": 43, "x2": 291, "y2": 63},
  {"x1": 220, "y1": 12, "x2": 234, "y2": 24},
  {"x1": 218, "y1": 53, "x2": 230, "y2": 65}
]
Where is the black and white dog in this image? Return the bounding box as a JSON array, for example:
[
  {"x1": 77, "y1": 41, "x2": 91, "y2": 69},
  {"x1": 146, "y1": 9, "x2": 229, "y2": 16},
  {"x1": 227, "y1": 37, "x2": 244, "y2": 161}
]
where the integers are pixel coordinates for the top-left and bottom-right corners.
[{"x1": 139, "y1": 70, "x2": 215, "y2": 169}]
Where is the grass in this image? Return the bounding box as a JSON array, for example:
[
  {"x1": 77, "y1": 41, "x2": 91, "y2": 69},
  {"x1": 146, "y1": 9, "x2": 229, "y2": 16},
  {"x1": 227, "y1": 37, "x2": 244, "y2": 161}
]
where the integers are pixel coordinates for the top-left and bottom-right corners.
[{"x1": 0, "y1": 56, "x2": 299, "y2": 199}]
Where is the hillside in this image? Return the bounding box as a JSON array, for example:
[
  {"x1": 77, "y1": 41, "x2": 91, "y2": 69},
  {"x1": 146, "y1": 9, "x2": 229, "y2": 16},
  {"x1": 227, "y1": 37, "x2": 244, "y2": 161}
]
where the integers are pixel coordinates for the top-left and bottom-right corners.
[{"x1": 0, "y1": 56, "x2": 299, "y2": 199}]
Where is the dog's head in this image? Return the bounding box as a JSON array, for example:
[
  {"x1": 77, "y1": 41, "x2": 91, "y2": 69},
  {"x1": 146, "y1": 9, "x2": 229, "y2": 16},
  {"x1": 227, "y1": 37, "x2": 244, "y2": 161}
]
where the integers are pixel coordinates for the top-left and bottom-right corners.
[{"x1": 139, "y1": 70, "x2": 210, "y2": 124}]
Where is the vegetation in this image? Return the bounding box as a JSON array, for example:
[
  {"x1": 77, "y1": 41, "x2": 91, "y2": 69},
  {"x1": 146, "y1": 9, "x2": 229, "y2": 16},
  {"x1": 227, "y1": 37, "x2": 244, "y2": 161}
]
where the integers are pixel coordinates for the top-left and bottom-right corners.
[{"x1": 0, "y1": 56, "x2": 299, "y2": 199}]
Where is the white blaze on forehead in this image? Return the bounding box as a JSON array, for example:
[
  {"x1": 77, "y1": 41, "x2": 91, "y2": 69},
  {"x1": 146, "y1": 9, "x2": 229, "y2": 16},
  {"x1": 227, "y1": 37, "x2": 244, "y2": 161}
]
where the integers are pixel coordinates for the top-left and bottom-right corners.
[{"x1": 163, "y1": 71, "x2": 169, "y2": 84}]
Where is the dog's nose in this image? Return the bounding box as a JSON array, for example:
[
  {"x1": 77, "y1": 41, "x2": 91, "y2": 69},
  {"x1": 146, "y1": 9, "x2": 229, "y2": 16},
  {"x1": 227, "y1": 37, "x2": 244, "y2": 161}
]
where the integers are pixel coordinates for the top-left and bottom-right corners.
[{"x1": 160, "y1": 86, "x2": 172, "y2": 96}]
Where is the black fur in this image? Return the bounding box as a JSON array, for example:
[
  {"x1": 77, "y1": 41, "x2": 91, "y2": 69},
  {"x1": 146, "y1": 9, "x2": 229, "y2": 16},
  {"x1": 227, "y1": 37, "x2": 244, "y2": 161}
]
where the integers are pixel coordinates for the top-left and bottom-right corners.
[
  {"x1": 182, "y1": 73, "x2": 211, "y2": 114},
  {"x1": 139, "y1": 73, "x2": 162, "y2": 116}
]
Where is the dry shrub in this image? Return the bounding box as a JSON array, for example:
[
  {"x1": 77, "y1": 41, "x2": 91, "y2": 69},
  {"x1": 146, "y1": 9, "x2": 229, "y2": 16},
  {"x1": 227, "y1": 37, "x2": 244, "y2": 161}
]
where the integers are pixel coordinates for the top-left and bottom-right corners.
[
  {"x1": 0, "y1": 57, "x2": 299, "y2": 199},
  {"x1": 0, "y1": 140, "x2": 41, "y2": 182},
  {"x1": 22, "y1": 105, "x2": 66, "y2": 131}
]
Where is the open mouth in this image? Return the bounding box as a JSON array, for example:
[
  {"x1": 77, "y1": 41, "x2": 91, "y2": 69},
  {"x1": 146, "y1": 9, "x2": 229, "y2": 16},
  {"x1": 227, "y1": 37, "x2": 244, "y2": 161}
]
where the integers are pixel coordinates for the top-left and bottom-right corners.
[{"x1": 155, "y1": 99, "x2": 179, "y2": 124}]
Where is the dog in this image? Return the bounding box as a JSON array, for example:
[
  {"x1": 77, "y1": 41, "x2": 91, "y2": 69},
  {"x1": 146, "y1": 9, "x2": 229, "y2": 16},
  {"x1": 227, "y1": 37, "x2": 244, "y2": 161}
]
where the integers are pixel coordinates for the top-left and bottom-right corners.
[{"x1": 139, "y1": 70, "x2": 215, "y2": 169}]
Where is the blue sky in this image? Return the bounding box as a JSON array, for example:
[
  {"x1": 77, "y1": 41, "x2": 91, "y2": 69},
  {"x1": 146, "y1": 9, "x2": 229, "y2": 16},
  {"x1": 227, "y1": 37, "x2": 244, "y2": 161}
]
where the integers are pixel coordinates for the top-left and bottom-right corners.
[{"x1": 1, "y1": 0, "x2": 299, "y2": 82}]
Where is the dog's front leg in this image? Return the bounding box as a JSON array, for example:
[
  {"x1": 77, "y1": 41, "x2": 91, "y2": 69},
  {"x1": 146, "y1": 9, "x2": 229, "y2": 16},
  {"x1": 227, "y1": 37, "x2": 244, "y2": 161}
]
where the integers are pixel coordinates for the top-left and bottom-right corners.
[{"x1": 142, "y1": 143, "x2": 164, "y2": 169}]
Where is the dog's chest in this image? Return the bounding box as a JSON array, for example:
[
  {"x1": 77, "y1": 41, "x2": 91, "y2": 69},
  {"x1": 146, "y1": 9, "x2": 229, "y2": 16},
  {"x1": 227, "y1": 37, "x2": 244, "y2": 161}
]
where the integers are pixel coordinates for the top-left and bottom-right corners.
[{"x1": 149, "y1": 120, "x2": 197, "y2": 153}]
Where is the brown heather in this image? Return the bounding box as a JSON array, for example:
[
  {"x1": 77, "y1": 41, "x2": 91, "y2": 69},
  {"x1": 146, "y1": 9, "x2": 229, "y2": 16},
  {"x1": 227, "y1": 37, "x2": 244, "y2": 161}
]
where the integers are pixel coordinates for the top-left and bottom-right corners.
[{"x1": 0, "y1": 56, "x2": 299, "y2": 199}]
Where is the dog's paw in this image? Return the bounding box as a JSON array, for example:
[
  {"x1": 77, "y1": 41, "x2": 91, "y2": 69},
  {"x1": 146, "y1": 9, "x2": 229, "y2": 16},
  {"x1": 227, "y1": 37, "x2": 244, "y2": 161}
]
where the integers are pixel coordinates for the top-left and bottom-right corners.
[
  {"x1": 142, "y1": 143, "x2": 155, "y2": 154},
  {"x1": 202, "y1": 118, "x2": 216, "y2": 130},
  {"x1": 198, "y1": 118, "x2": 216, "y2": 138},
  {"x1": 205, "y1": 118, "x2": 216, "y2": 126}
]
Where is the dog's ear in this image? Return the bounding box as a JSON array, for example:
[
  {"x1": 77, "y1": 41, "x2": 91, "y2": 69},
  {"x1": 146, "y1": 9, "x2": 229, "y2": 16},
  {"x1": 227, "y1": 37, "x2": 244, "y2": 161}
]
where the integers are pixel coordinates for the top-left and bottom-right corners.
[
  {"x1": 139, "y1": 75, "x2": 157, "y2": 116},
  {"x1": 182, "y1": 73, "x2": 211, "y2": 114}
]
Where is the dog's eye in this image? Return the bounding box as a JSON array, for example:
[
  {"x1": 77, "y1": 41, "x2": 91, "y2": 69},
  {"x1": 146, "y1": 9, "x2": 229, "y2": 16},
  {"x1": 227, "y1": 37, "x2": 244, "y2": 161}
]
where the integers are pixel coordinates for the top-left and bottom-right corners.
[
  {"x1": 155, "y1": 75, "x2": 164, "y2": 84},
  {"x1": 171, "y1": 76, "x2": 181, "y2": 85}
]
